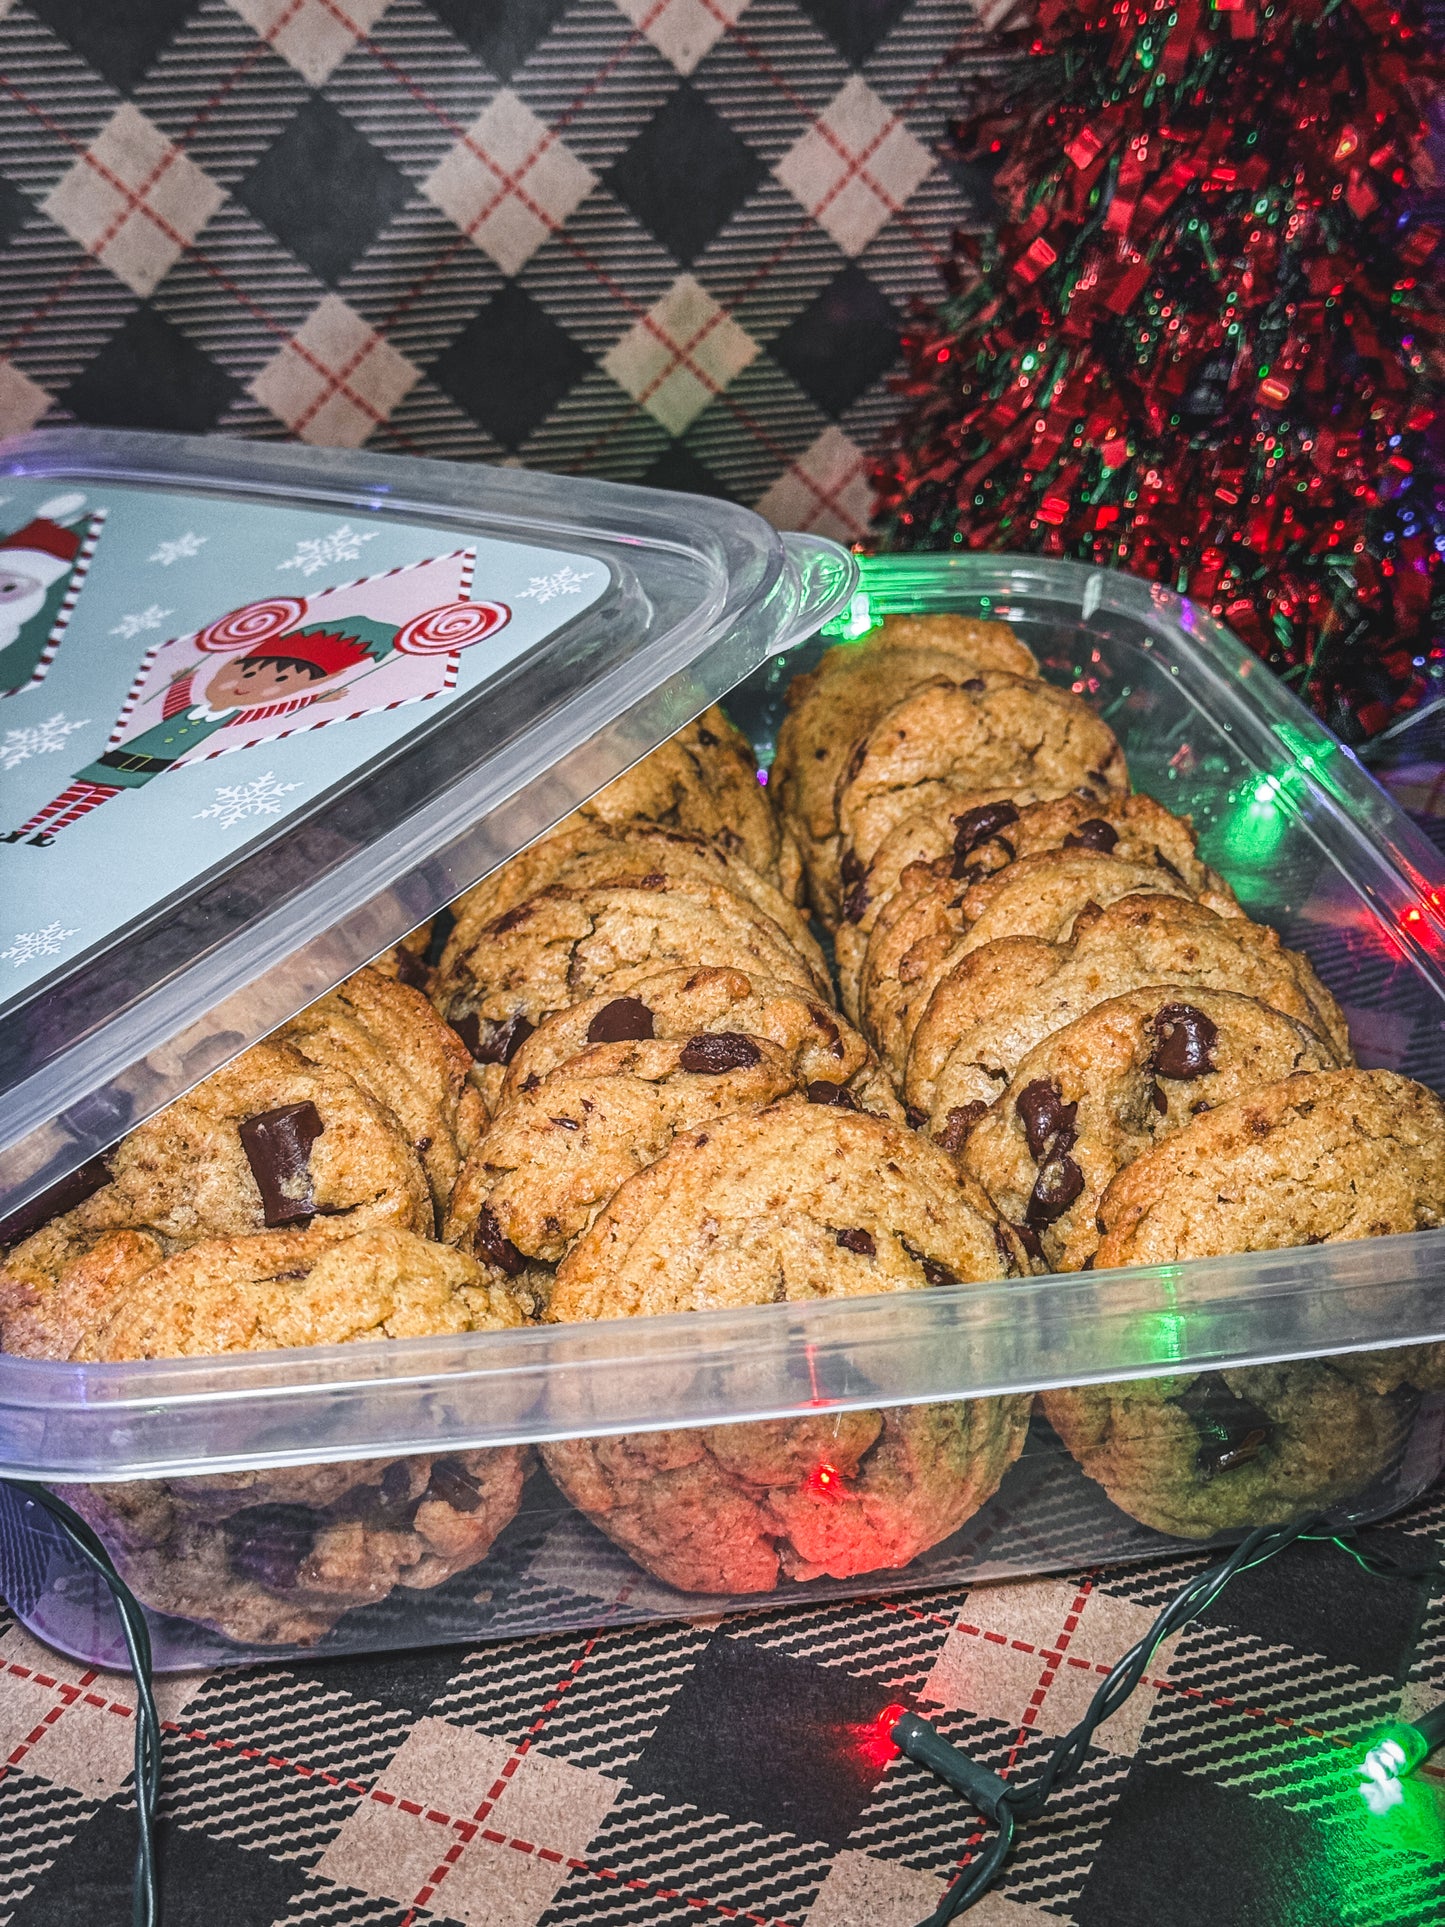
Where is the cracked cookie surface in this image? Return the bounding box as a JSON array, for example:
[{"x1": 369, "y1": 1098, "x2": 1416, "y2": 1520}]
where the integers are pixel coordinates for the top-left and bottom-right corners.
[
  {"x1": 1, "y1": 1224, "x2": 535, "y2": 1361},
  {"x1": 444, "y1": 821, "x2": 826, "y2": 993},
  {"x1": 835, "y1": 789, "x2": 1234, "y2": 1020},
  {"x1": 834, "y1": 673, "x2": 1128, "y2": 887},
  {"x1": 860, "y1": 851, "x2": 1208, "y2": 1077},
  {"x1": 959, "y1": 988, "x2": 1339, "y2": 1272},
  {"x1": 434, "y1": 877, "x2": 828, "y2": 1110},
  {"x1": 772, "y1": 614, "x2": 1037, "y2": 921},
  {"x1": 578, "y1": 704, "x2": 801, "y2": 900},
  {"x1": 0, "y1": 965, "x2": 473, "y2": 1282},
  {"x1": 545, "y1": 1094, "x2": 1023, "y2": 1321},
  {"x1": 904, "y1": 895, "x2": 1352, "y2": 1122},
  {"x1": 1090, "y1": 1068, "x2": 1445, "y2": 1270},
  {"x1": 448, "y1": 983, "x2": 898, "y2": 1268}
]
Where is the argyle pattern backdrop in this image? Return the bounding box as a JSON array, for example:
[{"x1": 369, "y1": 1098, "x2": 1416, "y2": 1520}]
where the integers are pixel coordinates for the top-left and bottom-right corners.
[{"x1": 0, "y1": 0, "x2": 1020, "y2": 545}]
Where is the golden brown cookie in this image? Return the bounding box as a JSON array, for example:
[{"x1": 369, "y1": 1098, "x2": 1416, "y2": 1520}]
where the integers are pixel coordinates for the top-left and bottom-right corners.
[
  {"x1": 537, "y1": 1095, "x2": 1030, "y2": 1596},
  {"x1": 542, "y1": 1397, "x2": 1032, "y2": 1594},
  {"x1": 1091, "y1": 1069, "x2": 1445, "y2": 1271},
  {"x1": 61, "y1": 1444, "x2": 529, "y2": 1647},
  {"x1": 581, "y1": 705, "x2": 801, "y2": 900},
  {"x1": 500, "y1": 966, "x2": 867, "y2": 1097},
  {"x1": 2, "y1": 1048, "x2": 434, "y2": 1290},
  {"x1": 275, "y1": 968, "x2": 485, "y2": 1215},
  {"x1": 434, "y1": 877, "x2": 829, "y2": 1111},
  {"x1": 959, "y1": 989, "x2": 1339, "y2": 1272},
  {"x1": 544, "y1": 1094, "x2": 1024, "y2": 1321},
  {"x1": 859, "y1": 852, "x2": 1208, "y2": 1078},
  {"x1": 447, "y1": 1017, "x2": 899, "y2": 1269},
  {"x1": 1041, "y1": 1364, "x2": 1417, "y2": 1539},
  {"x1": 834, "y1": 674, "x2": 1128, "y2": 885},
  {"x1": 772, "y1": 615, "x2": 1037, "y2": 921},
  {"x1": 1, "y1": 1224, "x2": 535, "y2": 1361},
  {"x1": 904, "y1": 895, "x2": 1352, "y2": 1123},
  {"x1": 834, "y1": 789, "x2": 1234, "y2": 1018},
  {"x1": 444, "y1": 821, "x2": 825, "y2": 991}
]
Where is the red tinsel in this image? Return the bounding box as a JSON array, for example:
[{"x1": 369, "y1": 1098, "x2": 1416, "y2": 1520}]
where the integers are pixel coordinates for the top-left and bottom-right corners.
[{"x1": 872, "y1": 0, "x2": 1445, "y2": 740}]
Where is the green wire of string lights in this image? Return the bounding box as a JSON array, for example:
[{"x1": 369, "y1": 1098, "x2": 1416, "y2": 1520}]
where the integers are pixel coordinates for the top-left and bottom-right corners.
[
  {"x1": 5, "y1": 1483, "x2": 162, "y2": 1927},
  {"x1": 887, "y1": 1515, "x2": 1445, "y2": 1926},
  {"x1": 1, "y1": 1491, "x2": 1441, "y2": 1927}
]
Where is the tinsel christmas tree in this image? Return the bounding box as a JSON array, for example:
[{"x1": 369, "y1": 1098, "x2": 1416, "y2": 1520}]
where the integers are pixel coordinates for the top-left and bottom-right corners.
[{"x1": 872, "y1": 0, "x2": 1444, "y2": 741}]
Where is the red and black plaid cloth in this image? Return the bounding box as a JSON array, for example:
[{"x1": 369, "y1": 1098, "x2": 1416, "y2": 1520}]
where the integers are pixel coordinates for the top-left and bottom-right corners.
[{"x1": 0, "y1": 0, "x2": 1016, "y2": 543}]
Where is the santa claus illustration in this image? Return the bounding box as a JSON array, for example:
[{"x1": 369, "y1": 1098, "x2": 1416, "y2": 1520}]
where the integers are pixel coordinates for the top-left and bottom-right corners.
[
  {"x1": 4, "y1": 555, "x2": 507, "y2": 847},
  {"x1": 0, "y1": 492, "x2": 97, "y2": 693}
]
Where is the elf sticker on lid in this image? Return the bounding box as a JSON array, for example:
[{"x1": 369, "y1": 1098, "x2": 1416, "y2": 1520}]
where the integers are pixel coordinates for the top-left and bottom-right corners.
[
  {"x1": 0, "y1": 491, "x2": 106, "y2": 696},
  {"x1": 7, "y1": 549, "x2": 505, "y2": 844},
  {"x1": 0, "y1": 480, "x2": 609, "y2": 1010}
]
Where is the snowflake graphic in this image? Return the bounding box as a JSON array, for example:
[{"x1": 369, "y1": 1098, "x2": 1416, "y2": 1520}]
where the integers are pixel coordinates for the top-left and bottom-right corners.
[
  {"x1": 149, "y1": 530, "x2": 207, "y2": 566},
  {"x1": 109, "y1": 604, "x2": 173, "y2": 641},
  {"x1": 1, "y1": 921, "x2": 78, "y2": 969},
  {"x1": 515, "y1": 564, "x2": 593, "y2": 606},
  {"x1": 193, "y1": 770, "x2": 303, "y2": 832},
  {"x1": 1, "y1": 712, "x2": 90, "y2": 770},
  {"x1": 276, "y1": 523, "x2": 379, "y2": 578}
]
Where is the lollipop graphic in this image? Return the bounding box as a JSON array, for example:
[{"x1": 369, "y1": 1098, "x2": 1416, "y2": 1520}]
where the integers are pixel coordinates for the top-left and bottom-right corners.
[
  {"x1": 394, "y1": 600, "x2": 509, "y2": 655},
  {"x1": 195, "y1": 596, "x2": 309, "y2": 653}
]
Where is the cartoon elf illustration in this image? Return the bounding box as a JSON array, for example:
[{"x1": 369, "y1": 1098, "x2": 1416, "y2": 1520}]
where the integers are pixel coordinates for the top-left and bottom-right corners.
[
  {"x1": 4, "y1": 558, "x2": 507, "y2": 847},
  {"x1": 0, "y1": 492, "x2": 102, "y2": 694}
]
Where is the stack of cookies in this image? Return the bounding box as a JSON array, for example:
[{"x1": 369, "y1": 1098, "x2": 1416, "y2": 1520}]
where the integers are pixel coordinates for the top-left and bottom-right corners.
[
  {"x1": 0, "y1": 704, "x2": 1033, "y2": 1631},
  {"x1": 773, "y1": 615, "x2": 1445, "y2": 1538},
  {"x1": 5, "y1": 644, "x2": 1444, "y2": 1644},
  {"x1": 0, "y1": 966, "x2": 535, "y2": 1644},
  {"x1": 431, "y1": 705, "x2": 1032, "y2": 1593}
]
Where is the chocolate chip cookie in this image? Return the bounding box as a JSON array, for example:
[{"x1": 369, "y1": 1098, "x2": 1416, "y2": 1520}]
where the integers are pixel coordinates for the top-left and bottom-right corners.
[
  {"x1": 834, "y1": 674, "x2": 1128, "y2": 886},
  {"x1": 539, "y1": 1096, "x2": 1030, "y2": 1593},
  {"x1": 960, "y1": 990, "x2": 1340, "y2": 1272},
  {"x1": 835, "y1": 789, "x2": 1235, "y2": 1018},
  {"x1": 447, "y1": 1011, "x2": 898, "y2": 1269},
  {"x1": 1041, "y1": 1363, "x2": 1418, "y2": 1539},
  {"x1": 904, "y1": 895, "x2": 1352, "y2": 1124},
  {"x1": 434, "y1": 878, "x2": 829, "y2": 1111},
  {"x1": 1, "y1": 1224, "x2": 536, "y2": 1361},
  {"x1": 1091, "y1": 1069, "x2": 1445, "y2": 1269},
  {"x1": 500, "y1": 965, "x2": 871, "y2": 1098},
  {"x1": 445, "y1": 821, "x2": 825, "y2": 991},
  {"x1": 859, "y1": 852, "x2": 1209, "y2": 1078},
  {"x1": 3, "y1": 1050, "x2": 431, "y2": 1277},
  {"x1": 545, "y1": 1094, "x2": 1024, "y2": 1320},
  {"x1": 60, "y1": 1443, "x2": 529, "y2": 1647},
  {"x1": 581, "y1": 704, "x2": 802, "y2": 900},
  {"x1": 276, "y1": 967, "x2": 485, "y2": 1217},
  {"x1": 542, "y1": 1397, "x2": 1032, "y2": 1594},
  {"x1": 772, "y1": 615, "x2": 1037, "y2": 921}
]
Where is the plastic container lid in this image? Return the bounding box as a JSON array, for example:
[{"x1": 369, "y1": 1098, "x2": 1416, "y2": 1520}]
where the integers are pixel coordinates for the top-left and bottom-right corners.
[{"x1": 0, "y1": 430, "x2": 856, "y2": 1223}]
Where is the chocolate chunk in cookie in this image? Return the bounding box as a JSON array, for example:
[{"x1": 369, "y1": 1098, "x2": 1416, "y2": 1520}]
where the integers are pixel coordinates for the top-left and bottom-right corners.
[{"x1": 239, "y1": 1102, "x2": 324, "y2": 1227}]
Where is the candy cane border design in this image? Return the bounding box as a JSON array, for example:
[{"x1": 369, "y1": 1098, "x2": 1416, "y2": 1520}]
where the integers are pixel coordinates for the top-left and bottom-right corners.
[
  {"x1": 1, "y1": 507, "x2": 108, "y2": 699},
  {"x1": 106, "y1": 547, "x2": 476, "y2": 752},
  {"x1": 182, "y1": 544, "x2": 483, "y2": 764}
]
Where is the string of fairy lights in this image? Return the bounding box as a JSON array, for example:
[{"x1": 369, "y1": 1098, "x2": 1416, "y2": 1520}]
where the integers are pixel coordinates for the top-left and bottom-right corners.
[{"x1": 7, "y1": 1485, "x2": 1441, "y2": 1927}]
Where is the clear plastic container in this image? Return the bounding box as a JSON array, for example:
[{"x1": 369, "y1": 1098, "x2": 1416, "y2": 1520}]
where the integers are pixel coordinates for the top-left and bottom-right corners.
[{"x1": 4, "y1": 537, "x2": 1445, "y2": 1670}]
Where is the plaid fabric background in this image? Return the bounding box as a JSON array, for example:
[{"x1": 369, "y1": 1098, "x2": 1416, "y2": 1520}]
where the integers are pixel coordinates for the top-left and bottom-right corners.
[
  {"x1": 0, "y1": 1478, "x2": 1441, "y2": 1927},
  {"x1": 0, "y1": 0, "x2": 1021, "y2": 546}
]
